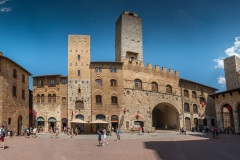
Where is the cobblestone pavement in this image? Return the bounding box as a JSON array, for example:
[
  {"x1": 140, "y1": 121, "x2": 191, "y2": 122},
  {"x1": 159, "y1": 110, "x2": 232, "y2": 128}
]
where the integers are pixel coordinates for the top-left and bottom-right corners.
[{"x1": 0, "y1": 131, "x2": 240, "y2": 160}]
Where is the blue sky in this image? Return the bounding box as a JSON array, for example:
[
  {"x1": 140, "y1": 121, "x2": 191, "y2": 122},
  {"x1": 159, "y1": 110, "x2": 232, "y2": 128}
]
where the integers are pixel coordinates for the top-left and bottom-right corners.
[{"x1": 1, "y1": 0, "x2": 240, "y2": 92}]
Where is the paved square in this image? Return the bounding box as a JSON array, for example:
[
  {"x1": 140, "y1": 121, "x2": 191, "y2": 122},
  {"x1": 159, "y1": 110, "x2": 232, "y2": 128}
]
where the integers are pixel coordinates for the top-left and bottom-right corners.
[{"x1": 0, "y1": 131, "x2": 240, "y2": 160}]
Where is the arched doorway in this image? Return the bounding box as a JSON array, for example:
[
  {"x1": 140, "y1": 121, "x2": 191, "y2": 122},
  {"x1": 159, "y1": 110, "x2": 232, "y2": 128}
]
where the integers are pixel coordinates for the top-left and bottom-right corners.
[
  {"x1": 62, "y1": 118, "x2": 67, "y2": 131},
  {"x1": 18, "y1": 115, "x2": 23, "y2": 136},
  {"x1": 152, "y1": 103, "x2": 179, "y2": 130},
  {"x1": 37, "y1": 117, "x2": 45, "y2": 132},
  {"x1": 222, "y1": 104, "x2": 234, "y2": 130},
  {"x1": 111, "y1": 115, "x2": 118, "y2": 132},
  {"x1": 48, "y1": 117, "x2": 56, "y2": 132}
]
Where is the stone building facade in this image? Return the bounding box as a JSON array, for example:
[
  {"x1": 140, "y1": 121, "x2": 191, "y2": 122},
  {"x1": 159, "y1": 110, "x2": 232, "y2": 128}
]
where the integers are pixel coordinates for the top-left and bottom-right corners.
[
  {"x1": 0, "y1": 52, "x2": 31, "y2": 135},
  {"x1": 32, "y1": 75, "x2": 68, "y2": 131},
  {"x1": 32, "y1": 11, "x2": 218, "y2": 133},
  {"x1": 211, "y1": 55, "x2": 240, "y2": 133}
]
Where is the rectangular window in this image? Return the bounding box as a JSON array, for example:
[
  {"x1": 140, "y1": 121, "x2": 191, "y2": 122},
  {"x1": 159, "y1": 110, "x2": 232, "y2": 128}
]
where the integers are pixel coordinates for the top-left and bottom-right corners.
[
  {"x1": 78, "y1": 70, "x2": 80, "y2": 76},
  {"x1": 61, "y1": 78, "x2": 67, "y2": 84},
  {"x1": 22, "y1": 89, "x2": 25, "y2": 99},
  {"x1": 78, "y1": 55, "x2": 80, "y2": 60},
  {"x1": 13, "y1": 85, "x2": 17, "y2": 97},
  {"x1": 22, "y1": 74, "x2": 25, "y2": 83},
  {"x1": 50, "y1": 79, "x2": 55, "y2": 86}
]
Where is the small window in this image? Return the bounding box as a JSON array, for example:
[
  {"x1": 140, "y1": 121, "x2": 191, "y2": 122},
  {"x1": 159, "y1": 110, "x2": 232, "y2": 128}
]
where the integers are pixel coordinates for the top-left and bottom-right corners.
[
  {"x1": 78, "y1": 70, "x2": 80, "y2": 76},
  {"x1": 37, "y1": 94, "x2": 41, "y2": 103},
  {"x1": 78, "y1": 55, "x2": 80, "y2": 60},
  {"x1": 61, "y1": 78, "x2": 67, "y2": 84},
  {"x1": 192, "y1": 91, "x2": 197, "y2": 99},
  {"x1": 151, "y1": 82, "x2": 158, "y2": 92},
  {"x1": 22, "y1": 89, "x2": 25, "y2": 99},
  {"x1": 166, "y1": 85, "x2": 172, "y2": 94},
  {"x1": 13, "y1": 85, "x2": 17, "y2": 97},
  {"x1": 38, "y1": 80, "x2": 43, "y2": 87},
  {"x1": 184, "y1": 103, "x2": 190, "y2": 112},
  {"x1": 13, "y1": 69, "x2": 17, "y2": 78},
  {"x1": 134, "y1": 79, "x2": 142, "y2": 90},
  {"x1": 96, "y1": 79, "x2": 102, "y2": 86},
  {"x1": 8, "y1": 118, "x2": 11, "y2": 125},
  {"x1": 62, "y1": 97, "x2": 67, "y2": 104},
  {"x1": 22, "y1": 74, "x2": 25, "y2": 83},
  {"x1": 95, "y1": 67, "x2": 102, "y2": 72},
  {"x1": 110, "y1": 67, "x2": 117, "y2": 73},
  {"x1": 40, "y1": 94, "x2": 44, "y2": 103},
  {"x1": 50, "y1": 79, "x2": 55, "y2": 86},
  {"x1": 96, "y1": 95, "x2": 102, "y2": 104},
  {"x1": 110, "y1": 79, "x2": 117, "y2": 86},
  {"x1": 184, "y1": 90, "x2": 189, "y2": 97},
  {"x1": 111, "y1": 96, "x2": 118, "y2": 105},
  {"x1": 193, "y1": 104, "x2": 198, "y2": 113}
]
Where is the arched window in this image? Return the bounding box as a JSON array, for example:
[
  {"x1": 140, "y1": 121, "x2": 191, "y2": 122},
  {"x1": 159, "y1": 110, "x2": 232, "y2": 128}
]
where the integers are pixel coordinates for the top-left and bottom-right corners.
[
  {"x1": 75, "y1": 114, "x2": 84, "y2": 120},
  {"x1": 96, "y1": 95, "x2": 102, "y2": 105},
  {"x1": 193, "y1": 104, "x2": 198, "y2": 113},
  {"x1": 134, "y1": 79, "x2": 142, "y2": 90},
  {"x1": 96, "y1": 114, "x2": 105, "y2": 120},
  {"x1": 192, "y1": 91, "x2": 197, "y2": 99},
  {"x1": 110, "y1": 79, "x2": 117, "y2": 86},
  {"x1": 166, "y1": 85, "x2": 172, "y2": 94},
  {"x1": 151, "y1": 82, "x2": 158, "y2": 92},
  {"x1": 96, "y1": 79, "x2": 102, "y2": 86},
  {"x1": 37, "y1": 94, "x2": 41, "y2": 103},
  {"x1": 48, "y1": 94, "x2": 52, "y2": 103},
  {"x1": 40, "y1": 94, "x2": 44, "y2": 103},
  {"x1": 184, "y1": 90, "x2": 189, "y2": 97},
  {"x1": 52, "y1": 94, "x2": 56, "y2": 103},
  {"x1": 184, "y1": 103, "x2": 190, "y2": 112},
  {"x1": 111, "y1": 96, "x2": 118, "y2": 105}
]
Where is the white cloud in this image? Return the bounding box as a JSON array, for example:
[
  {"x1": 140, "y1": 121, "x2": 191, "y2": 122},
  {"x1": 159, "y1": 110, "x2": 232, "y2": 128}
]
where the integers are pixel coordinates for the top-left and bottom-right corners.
[
  {"x1": 0, "y1": 0, "x2": 8, "y2": 5},
  {"x1": 213, "y1": 57, "x2": 224, "y2": 69},
  {"x1": 225, "y1": 37, "x2": 240, "y2": 57},
  {"x1": 217, "y1": 75, "x2": 226, "y2": 87},
  {"x1": 0, "y1": 7, "x2": 11, "y2": 12}
]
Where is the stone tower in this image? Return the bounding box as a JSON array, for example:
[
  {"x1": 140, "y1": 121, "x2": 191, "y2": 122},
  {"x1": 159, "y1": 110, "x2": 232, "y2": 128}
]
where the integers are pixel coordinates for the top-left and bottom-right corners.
[
  {"x1": 115, "y1": 11, "x2": 143, "y2": 63},
  {"x1": 224, "y1": 55, "x2": 240, "y2": 90},
  {"x1": 68, "y1": 35, "x2": 91, "y2": 132}
]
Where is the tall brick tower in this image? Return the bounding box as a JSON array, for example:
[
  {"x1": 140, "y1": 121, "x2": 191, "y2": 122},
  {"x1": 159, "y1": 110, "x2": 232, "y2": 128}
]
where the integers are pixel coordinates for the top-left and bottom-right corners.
[
  {"x1": 224, "y1": 55, "x2": 240, "y2": 90},
  {"x1": 68, "y1": 35, "x2": 91, "y2": 132},
  {"x1": 115, "y1": 11, "x2": 143, "y2": 63}
]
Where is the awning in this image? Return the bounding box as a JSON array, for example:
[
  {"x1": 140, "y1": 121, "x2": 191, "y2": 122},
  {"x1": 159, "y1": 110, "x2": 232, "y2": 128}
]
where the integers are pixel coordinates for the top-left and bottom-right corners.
[
  {"x1": 71, "y1": 119, "x2": 88, "y2": 124},
  {"x1": 90, "y1": 119, "x2": 108, "y2": 124},
  {"x1": 48, "y1": 118, "x2": 56, "y2": 122},
  {"x1": 37, "y1": 117, "x2": 45, "y2": 122}
]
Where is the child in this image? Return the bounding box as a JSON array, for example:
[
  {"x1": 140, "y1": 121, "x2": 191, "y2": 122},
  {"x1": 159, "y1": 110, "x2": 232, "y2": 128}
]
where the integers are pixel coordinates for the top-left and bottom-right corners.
[{"x1": 97, "y1": 130, "x2": 102, "y2": 146}]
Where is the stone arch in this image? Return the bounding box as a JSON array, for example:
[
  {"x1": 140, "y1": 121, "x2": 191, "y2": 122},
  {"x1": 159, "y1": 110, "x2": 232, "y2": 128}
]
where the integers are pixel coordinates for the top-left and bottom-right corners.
[
  {"x1": 221, "y1": 103, "x2": 234, "y2": 129},
  {"x1": 152, "y1": 102, "x2": 179, "y2": 130}
]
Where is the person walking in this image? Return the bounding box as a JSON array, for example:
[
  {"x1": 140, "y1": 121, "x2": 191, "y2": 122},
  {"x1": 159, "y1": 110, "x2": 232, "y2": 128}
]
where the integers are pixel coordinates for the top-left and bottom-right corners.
[
  {"x1": 0, "y1": 125, "x2": 5, "y2": 150},
  {"x1": 116, "y1": 128, "x2": 121, "y2": 141},
  {"x1": 97, "y1": 130, "x2": 102, "y2": 146},
  {"x1": 103, "y1": 129, "x2": 108, "y2": 145}
]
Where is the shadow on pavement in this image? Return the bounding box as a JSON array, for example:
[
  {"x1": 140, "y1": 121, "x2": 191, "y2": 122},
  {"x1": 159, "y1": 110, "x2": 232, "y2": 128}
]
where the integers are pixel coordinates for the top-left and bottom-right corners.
[{"x1": 144, "y1": 135, "x2": 240, "y2": 160}]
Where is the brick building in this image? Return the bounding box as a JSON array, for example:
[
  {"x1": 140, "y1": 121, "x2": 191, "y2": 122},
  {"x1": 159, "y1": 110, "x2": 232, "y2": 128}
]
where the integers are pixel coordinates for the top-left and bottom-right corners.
[
  {"x1": 0, "y1": 52, "x2": 31, "y2": 135},
  {"x1": 211, "y1": 56, "x2": 240, "y2": 133},
  {"x1": 32, "y1": 11, "x2": 218, "y2": 133}
]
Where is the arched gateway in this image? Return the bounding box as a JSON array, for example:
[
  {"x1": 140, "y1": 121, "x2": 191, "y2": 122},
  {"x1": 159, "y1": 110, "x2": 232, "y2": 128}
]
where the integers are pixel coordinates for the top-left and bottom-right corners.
[{"x1": 152, "y1": 103, "x2": 180, "y2": 130}]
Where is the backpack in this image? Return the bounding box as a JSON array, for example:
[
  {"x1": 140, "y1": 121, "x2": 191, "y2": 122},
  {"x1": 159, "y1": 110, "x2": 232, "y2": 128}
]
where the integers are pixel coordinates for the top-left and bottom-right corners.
[{"x1": 0, "y1": 128, "x2": 5, "y2": 137}]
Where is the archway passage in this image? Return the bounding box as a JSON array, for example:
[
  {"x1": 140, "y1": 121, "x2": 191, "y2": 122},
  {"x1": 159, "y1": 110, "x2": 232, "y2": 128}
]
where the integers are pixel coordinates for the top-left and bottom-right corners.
[
  {"x1": 222, "y1": 104, "x2": 234, "y2": 130},
  {"x1": 152, "y1": 103, "x2": 179, "y2": 130}
]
